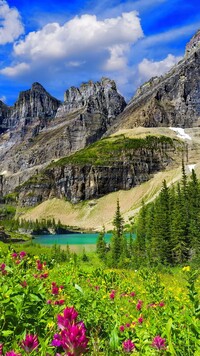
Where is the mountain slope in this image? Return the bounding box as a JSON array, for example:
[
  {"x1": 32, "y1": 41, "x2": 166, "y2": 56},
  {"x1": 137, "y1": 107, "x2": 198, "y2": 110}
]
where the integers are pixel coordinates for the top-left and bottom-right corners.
[{"x1": 107, "y1": 31, "x2": 200, "y2": 133}]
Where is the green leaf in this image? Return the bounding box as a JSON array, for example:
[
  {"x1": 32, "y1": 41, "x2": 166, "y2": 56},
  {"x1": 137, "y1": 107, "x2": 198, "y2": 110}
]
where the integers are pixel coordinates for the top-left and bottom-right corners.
[
  {"x1": 74, "y1": 284, "x2": 84, "y2": 294},
  {"x1": 2, "y1": 330, "x2": 13, "y2": 336},
  {"x1": 166, "y1": 318, "x2": 176, "y2": 355}
]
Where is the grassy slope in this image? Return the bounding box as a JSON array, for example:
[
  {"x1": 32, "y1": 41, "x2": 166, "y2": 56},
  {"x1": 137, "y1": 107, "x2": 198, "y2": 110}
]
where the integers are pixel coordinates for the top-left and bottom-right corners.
[{"x1": 18, "y1": 127, "x2": 200, "y2": 231}]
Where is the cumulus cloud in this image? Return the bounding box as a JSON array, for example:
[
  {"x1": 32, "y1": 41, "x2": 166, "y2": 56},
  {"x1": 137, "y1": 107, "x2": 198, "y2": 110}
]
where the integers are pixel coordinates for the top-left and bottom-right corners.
[
  {"x1": 0, "y1": 62, "x2": 30, "y2": 76},
  {"x1": 138, "y1": 54, "x2": 182, "y2": 82},
  {"x1": 0, "y1": 0, "x2": 24, "y2": 45},
  {"x1": 1, "y1": 11, "x2": 143, "y2": 77}
]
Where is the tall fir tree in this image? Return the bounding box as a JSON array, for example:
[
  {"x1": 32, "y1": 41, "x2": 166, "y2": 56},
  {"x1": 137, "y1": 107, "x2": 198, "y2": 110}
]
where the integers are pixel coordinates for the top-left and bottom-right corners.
[{"x1": 110, "y1": 199, "x2": 124, "y2": 267}]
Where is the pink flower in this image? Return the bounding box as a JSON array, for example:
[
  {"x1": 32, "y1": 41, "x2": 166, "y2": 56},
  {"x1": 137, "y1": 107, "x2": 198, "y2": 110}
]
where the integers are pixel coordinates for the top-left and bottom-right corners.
[
  {"x1": 52, "y1": 282, "x2": 59, "y2": 295},
  {"x1": 138, "y1": 316, "x2": 144, "y2": 324},
  {"x1": 19, "y1": 251, "x2": 26, "y2": 259},
  {"x1": 52, "y1": 306, "x2": 88, "y2": 355},
  {"x1": 152, "y1": 335, "x2": 166, "y2": 350},
  {"x1": 0, "y1": 343, "x2": 3, "y2": 355},
  {"x1": 0, "y1": 263, "x2": 6, "y2": 271},
  {"x1": 57, "y1": 307, "x2": 78, "y2": 330},
  {"x1": 119, "y1": 325, "x2": 125, "y2": 332},
  {"x1": 5, "y1": 352, "x2": 21, "y2": 356},
  {"x1": 40, "y1": 273, "x2": 48, "y2": 279},
  {"x1": 109, "y1": 292, "x2": 115, "y2": 299},
  {"x1": 21, "y1": 334, "x2": 39, "y2": 353},
  {"x1": 47, "y1": 300, "x2": 52, "y2": 304},
  {"x1": 123, "y1": 339, "x2": 135, "y2": 352},
  {"x1": 11, "y1": 253, "x2": 18, "y2": 259},
  {"x1": 130, "y1": 292, "x2": 136, "y2": 297},
  {"x1": 136, "y1": 300, "x2": 143, "y2": 311},
  {"x1": 126, "y1": 323, "x2": 130, "y2": 328},
  {"x1": 159, "y1": 301, "x2": 165, "y2": 307},
  {"x1": 36, "y1": 260, "x2": 43, "y2": 270},
  {"x1": 20, "y1": 281, "x2": 27, "y2": 288}
]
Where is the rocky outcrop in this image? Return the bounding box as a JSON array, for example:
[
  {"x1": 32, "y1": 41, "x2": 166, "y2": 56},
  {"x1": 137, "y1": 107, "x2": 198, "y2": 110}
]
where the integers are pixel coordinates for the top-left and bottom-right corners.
[
  {"x1": 56, "y1": 77, "x2": 126, "y2": 118},
  {"x1": 109, "y1": 30, "x2": 200, "y2": 132},
  {"x1": 17, "y1": 136, "x2": 183, "y2": 206},
  {"x1": 0, "y1": 101, "x2": 10, "y2": 134},
  {"x1": 10, "y1": 82, "x2": 61, "y2": 128}
]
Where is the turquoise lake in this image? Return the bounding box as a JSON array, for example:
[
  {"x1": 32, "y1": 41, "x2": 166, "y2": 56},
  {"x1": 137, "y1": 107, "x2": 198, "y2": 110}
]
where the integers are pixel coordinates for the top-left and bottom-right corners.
[{"x1": 32, "y1": 233, "x2": 113, "y2": 252}]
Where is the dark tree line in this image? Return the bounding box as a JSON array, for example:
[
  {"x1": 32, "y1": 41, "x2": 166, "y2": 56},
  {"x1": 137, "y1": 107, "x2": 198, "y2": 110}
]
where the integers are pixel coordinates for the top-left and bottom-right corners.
[
  {"x1": 97, "y1": 166, "x2": 200, "y2": 268},
  {"x1": 135, "y1": 166, "x2": 200, "y2": 266}
]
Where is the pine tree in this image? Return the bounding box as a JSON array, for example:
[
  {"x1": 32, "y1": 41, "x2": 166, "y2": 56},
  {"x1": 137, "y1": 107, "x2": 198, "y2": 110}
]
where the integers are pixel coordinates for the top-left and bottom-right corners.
[
  {"x1": 96, "y1": 227, "x2": 107, "y2": 260},
  {"x1": 110, "y1": 199, "x2": 124, "y2": 267}
]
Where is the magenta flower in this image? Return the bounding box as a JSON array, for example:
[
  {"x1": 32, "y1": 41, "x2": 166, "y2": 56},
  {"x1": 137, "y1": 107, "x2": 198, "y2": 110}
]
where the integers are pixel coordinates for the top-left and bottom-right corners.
[
  {"x1": 52, "y1": 282, "x2": 59, "y2": 295},
  {"x1": 123, "y1": 339, "x2": 135, "y2": 352},
  {"x1": 21, "y1": 334, "x2": 39, "y2": 353},
  {"x1": 130, "y1": 292, "x2": 136, "y2": 297},
  {"x1": 0, "y1": 263, "x2": 6, "y2": 271},
  {"x1": 11, "y1": 252, "x2": 18, "y2": 259},
  {"x1": 152, "y1": 335, "x2": 166, "y2": 350},
  {"x1": 40, "y1": 273, "x2": 48, "y2": 279},
  {"x1": 5, "y1": 352, "x2": 21, "y2": 356},
  {"x1": 159, "y1": 301, "x2": 165, "y2": 307},
  {"x1": 52, "y1": 323, "x2": 88, "y2": 354},
  {"x1": 19, "y1": 251, "x2": 26, "y2": 259},
  {"x1": 0, "y1": 344, "x2": 3, "y2": 355},
  {"x1": 47, "y1": 299, "x2": 52, "y2": 304},
  {"x1": 20, "y1": 280, "x2": 27, "y2": 288},
  {"x1": 138, "y1": 316, "x2": 144, "y2": 324},
  {"x1": 36, "y1": 260, "x2": 43, "y2": 270},
  {"x1": 57, "y1": 307, "x2": 78, "y2": 330},
  {"x1": 119, "y1": 325, "x2": 125, "y2": 332},
  {"x1": 136, "y1": 300, "x2": 143, "y2": 311}
]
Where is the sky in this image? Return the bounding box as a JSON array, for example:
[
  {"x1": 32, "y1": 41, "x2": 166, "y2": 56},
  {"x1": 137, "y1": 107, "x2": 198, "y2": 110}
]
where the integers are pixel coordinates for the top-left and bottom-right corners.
[{"x1": 0, "y1": 0, "x2": 200, "y2": 104}]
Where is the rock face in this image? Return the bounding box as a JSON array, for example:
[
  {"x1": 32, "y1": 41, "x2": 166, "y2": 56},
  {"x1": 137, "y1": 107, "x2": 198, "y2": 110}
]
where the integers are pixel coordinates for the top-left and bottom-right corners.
[
  {"x1": 0, "y1": 83, "x2": 61, "y2": 132},
  {"x1": 56, "y1": 77, "x2": 126, "y2": 119},
  {"x1": 0, "y1": 101, "x2": 10, "y2": 134},
  {"x1": 110, "y1": 29, "x2": 200, "y2": 132},
  {"x1": 0, "y1": 78, "x2": 126, "y2": 195},
  {"x1": 17, "y1": 136, "x2": 183, "y2": 206}
]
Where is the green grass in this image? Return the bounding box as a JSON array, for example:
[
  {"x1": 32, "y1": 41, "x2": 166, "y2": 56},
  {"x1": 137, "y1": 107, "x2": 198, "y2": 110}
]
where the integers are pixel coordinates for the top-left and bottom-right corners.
[{"x1": 49, "y1": 135, "x2": 178, "y2": 167}]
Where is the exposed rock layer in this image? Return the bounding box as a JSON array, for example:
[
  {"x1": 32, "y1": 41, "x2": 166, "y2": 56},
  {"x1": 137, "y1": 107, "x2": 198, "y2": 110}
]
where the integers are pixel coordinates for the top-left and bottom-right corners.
[{"x1": 16, "y1": 136, "x2": 183, "y2": 206}]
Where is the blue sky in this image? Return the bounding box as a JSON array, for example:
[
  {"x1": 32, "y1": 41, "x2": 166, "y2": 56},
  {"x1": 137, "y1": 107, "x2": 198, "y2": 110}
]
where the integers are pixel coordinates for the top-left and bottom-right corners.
[{"x1": 0, "y1": 0, "x2": 200, "y2": 104}]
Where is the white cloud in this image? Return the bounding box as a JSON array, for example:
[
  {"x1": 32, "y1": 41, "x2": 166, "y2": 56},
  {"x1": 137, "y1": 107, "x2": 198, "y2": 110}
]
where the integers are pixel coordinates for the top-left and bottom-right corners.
[
  {"x1": 0, "y1": 62, "x2": 30, "y2": 76},
  {"x1": 0, "y1": 95, "x2": 6, "y2": 102},
  {"x1": 0, "y1": 0, "x2": 24, "y2": 45},
  {"x1": 1, "y1": 11, "x2": 143, "y2": 77},
  {"x1": 138, "y1": 54, "x2": 183, "y2": 82}
]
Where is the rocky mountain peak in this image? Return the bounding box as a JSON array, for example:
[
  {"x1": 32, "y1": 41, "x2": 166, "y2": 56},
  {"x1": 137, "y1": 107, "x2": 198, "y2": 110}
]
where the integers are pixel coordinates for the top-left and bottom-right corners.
[
  {"x1": 11, "y1": 82, "x2": 61, "y2": 123},
  {"x1": 57, "y1": 77, "x2": 126, "y2": 118},
  {"x1": 186, "y1": 29, "x2": 200, "y2": 55},
  {"x1": 31, "y1": 82, "x2": 47, "y2": 92}
]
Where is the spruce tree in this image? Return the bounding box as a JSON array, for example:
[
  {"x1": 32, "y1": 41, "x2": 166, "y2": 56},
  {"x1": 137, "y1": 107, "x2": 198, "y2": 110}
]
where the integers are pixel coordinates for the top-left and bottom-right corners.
[
  {"x1": 110, "y1": 199, "x2": 124, "y2": 267},
  {"x1": 96, "y1": 227, "x2": 107, "y2": 260}
]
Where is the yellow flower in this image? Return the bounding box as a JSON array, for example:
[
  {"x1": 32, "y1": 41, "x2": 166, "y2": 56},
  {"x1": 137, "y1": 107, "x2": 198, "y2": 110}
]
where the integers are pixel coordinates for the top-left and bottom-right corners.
[
  {"x1": 182, "y1": 266, "x2": 190, "y2": 272},
  {"x1": 47, "y1": 321, "x2": 55, "y2": 328}
]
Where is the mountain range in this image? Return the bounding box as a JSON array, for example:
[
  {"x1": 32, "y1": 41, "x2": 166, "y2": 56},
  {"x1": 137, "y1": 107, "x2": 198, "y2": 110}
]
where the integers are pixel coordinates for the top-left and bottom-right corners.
[{"x1": 0, "y1": 29, "x2": 200, "y2": 229}]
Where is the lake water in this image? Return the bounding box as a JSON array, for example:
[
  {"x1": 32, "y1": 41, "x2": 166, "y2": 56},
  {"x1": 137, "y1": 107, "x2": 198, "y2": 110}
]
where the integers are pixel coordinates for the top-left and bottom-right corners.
[{"x1": 32, "y1": 233, "x2": 113, "y2": 252}]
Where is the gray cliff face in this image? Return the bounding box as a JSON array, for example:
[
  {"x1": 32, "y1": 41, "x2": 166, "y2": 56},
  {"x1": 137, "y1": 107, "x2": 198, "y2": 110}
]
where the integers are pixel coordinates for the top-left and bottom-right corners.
[
  {"x1": 56, "y1": 77, "x2": 126, "y2": 119},
  {"x1": 0, "y1": 78, "x2": 126, "y2": 194},
  {"x1": 0, "y1": 101, "x2": 10, "y2": 134},
  {"x1": 10, "y1": 82, "x2": 61, "y2": 126},
  {"x1": 111, "y1": 31, "x2": 200, "y2": 131},
  {"x1": 17, "y1": 138, "x2": 182, "y2": 206}
]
